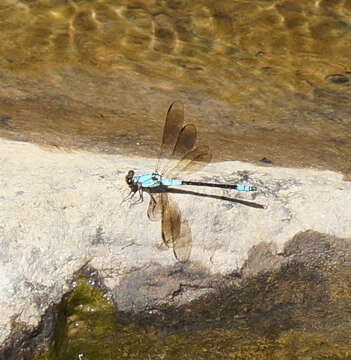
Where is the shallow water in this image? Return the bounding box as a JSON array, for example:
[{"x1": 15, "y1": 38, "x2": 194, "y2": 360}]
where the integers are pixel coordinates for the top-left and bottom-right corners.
[
  {"x1": 0, "y1": 0, "x2": 350, "y2": 174},
  {"x1": 1, "y1": 0, "x2": 350, "y2": 91},
  {"x1": 0, "y1": 0, "x2": 351, "y2": 174}
]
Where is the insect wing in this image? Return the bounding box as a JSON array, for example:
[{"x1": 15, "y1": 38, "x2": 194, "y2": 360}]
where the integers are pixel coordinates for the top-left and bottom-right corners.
[
  {"x1": 169, "y1": 124, "x2": 197, "y2": 161},
  {"x1": 173, "y1": 218, "x2": 192, "y2": 263},
  {"x1": 161, "y1": 193, "x2": 181, "y2": 248},
  {"x1": 156, "y1": 101, "x2": 185, "y2": 174},
  {"x1": 167, "y1": 145, "x2": 212, "y2": 177}
]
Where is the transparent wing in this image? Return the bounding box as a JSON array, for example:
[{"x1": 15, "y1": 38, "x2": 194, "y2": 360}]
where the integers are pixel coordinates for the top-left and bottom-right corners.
[
  {"x1": 155, "y1": 101, "x2": 210, "y2": 178},
  {"x1": 173, "y1": 218, "x2": 192, "y2": 263},
  {"x1": 166, "y1": 145, "x2": 212, "y2": 177},
  {"x1": 169, "y1": 124, "x2": 197, "y2": 162},
  {"x1": 161, "y1": 193, "x2": 181, "y2": 248},
  {"x1": 156, "y1": 101, "x2": 185, "y2": 174},
  {"x1": 160, "y1": 193, "x2": 192, "y2": 262},
  {"x1": 149, "y1": 101, "x2": 204, "y2": 263}
]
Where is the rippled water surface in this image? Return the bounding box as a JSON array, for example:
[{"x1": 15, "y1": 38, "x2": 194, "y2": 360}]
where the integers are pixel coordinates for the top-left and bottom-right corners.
[
  {"x1": 0, "y1": 0, "x2": 350, "y2": 173},
  {"x1": 1, "y1": 0, "x2": 351, "y2": 88}
]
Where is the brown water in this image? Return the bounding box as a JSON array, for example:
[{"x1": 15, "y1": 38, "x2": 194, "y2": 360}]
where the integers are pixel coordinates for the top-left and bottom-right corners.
[
  {"x1": 1, "y1": 0, "x2": 350, "y2": 86},
  {"x1": 0, "y1": 0, "x2": 350, "y2": 174}
]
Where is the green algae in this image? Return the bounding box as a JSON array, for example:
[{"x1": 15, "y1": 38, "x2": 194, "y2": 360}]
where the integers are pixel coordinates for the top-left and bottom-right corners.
[
  {"x1": 35, "y1": 279, "x2": 120, "y2": 360},
  {"x1": 34, "y1": 260, "x2": 351, "y2": 360}
]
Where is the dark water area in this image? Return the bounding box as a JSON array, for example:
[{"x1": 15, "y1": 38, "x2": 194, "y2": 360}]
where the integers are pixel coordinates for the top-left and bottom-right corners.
[{"x1": 0, "y1": 0, "x2": 350, "y2": 175}]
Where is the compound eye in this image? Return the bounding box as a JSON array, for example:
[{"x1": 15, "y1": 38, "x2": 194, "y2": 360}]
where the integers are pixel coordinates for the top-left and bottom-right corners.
[{"x1": 126, "y1": 170, "x2": 135, "y2": 185}]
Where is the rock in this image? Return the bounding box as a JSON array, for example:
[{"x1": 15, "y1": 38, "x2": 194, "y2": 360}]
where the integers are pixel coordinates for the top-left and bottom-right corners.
[
  {"x1": 325, "y1": 74, "x2": 349, "y2": 84},
  {"x1": 0, "y1": 137, "x2": 350, "y2": 353}
]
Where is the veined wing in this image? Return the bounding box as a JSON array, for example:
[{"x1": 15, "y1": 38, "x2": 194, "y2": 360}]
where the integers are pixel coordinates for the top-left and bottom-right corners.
[
  {"x1": 157, "y1": 193, "x2": 192, "y2": 263},
  {"x1": 148, "y1": 101, "x2": 201, "y2": 263},
  {"x1": 169, "y1": 123, "x2": 197, "y2": 162},
  {"x1": 156, "y1": 101, "x2": 209, "y2": 178},
  {"x1": 166, "y1": 145, "x2": 212, "y2": 177},
  {"x1": 147, "y1": 184, "x2": 192, "y2": 262},
  {"x1": 173, "y1": 218, "x2": 192, "y2": 263},
  {"x1": 161, "y1": 193, "x2": 181, "y2": 248},
  {"x1": 156, "y1": 101, "x2": 185, "y2": 174}
]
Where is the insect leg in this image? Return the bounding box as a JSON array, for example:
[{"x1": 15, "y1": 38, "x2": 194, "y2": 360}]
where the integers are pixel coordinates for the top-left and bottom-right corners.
[
  {"x1": 137, "y1": 187, "x2": 144, "y2": 203},
  {"x1": 121, "y1": 189, "x2": 135, "y2": 204},
  {"x1": 130, "y1": 184, "x2": 144, "y2": 205}
]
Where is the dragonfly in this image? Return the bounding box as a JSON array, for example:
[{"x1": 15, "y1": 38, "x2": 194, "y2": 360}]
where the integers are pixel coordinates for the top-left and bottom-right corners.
[{"x1": 125, "y1": 101, "x2": 258, "y2": 263}]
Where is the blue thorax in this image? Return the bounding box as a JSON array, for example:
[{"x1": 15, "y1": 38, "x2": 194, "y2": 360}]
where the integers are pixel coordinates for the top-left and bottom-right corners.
[{"x1": 133, "y1": 173, "x2": 182, "y2": 188}]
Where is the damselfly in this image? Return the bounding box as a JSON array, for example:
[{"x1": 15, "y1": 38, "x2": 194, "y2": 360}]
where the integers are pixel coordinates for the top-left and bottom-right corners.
[{"x1": 125, "y1": 101, "x2": 258, "y2": 263}]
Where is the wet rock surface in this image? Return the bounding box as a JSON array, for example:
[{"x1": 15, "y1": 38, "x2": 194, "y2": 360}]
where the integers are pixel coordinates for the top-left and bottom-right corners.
[{"x1": 0, "y1": 67, "x2": 351, "y2": 177}]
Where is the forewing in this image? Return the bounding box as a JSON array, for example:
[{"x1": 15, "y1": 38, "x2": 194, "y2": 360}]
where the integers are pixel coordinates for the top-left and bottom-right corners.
[
  {"x1": 161, "y1": 193, "x2": 181, "y2": 248},
  {"x1": 167, "y1": 145, "x2": 212, "y2": 177},
  {"x1": 156, "y1": 101, "x2": 184, "y2": 174},
  {"x1": 173, "y1": 218, "x2": 192, "y2": 263},
  {"x1": 170, "y1": 124, "x2": 197, "y2": 161},
  {"x1": 147, "y1": 194, "x2": 162, "y2": 221}
]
